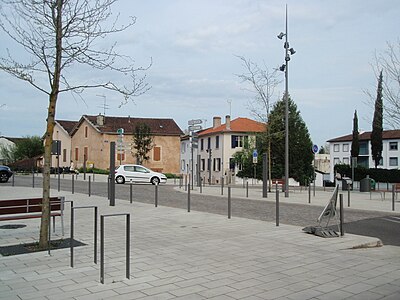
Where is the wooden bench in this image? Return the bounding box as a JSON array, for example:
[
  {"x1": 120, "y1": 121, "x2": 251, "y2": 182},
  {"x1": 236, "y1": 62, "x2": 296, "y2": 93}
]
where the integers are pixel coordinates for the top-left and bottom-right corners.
[
  {"x1": 0, "y1": 197, "x2": 65, "y2": 235},
  {"x1": 370, "y1": 183, "x2": 400, "y2": 200}
]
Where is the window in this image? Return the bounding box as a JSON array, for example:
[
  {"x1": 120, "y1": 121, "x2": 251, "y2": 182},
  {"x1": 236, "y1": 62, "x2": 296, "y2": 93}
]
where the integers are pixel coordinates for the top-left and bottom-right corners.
[
  {"x1": 207, "y1": 137, "x2": 211, "y2": 149},
  {"x1": 181, "y1": 160, "x2": 185, "y2": 171},
  {"x1": 84, "y1": 126, "x2": 88, "y2": 138},
  {"x1": 201, "y1": 139, "x2": 204, "y2": 151},
  {"x1": 334, "y1": 157, "x2": 340, "y2": 165},
  {"x1": 343, "y1": 157, "x2": 349, "y2": 165},
  {"x1": 181, "y1": 144, "x2": 185, "y2": 154},
  {"x1": 153, "y1": 146, "x2": 161, "y2": 161},
  {"x1": 63, "y1": 149, "x2": 66, "y2": 163},
  {"x1": 359, "y1": 141, "x2": 369, "y2": 155},
  {"x1": 213, "y1": 158, "x2": 221, "y2": 172},
  {"x1": 389, "y1": 157, "x2": 398, "y2": 167},
  {"x1": 215, "y1": 136, "x2": 220, "y2": 149},
  {"x1": 343, "y1": 143, "x2": 349, "y2": 152},
  {"x1": 75, "y1": 148, "x2": 79, "y2": 161},
  {"x1": 231, "y1": 135, "x2": 244, "y2": 148},
  {"x1": 378, "y1": 158, "x2": 383, "y2": 166},
  {"x1": 333, "y1": 144, "x2": 339, "y2": 152},
  {"x1": 201, "y1": 159, "x2": 205, "y2": 171},
  {"x1": 389, "y1": 142, "x2": 398, "y2": 151}
]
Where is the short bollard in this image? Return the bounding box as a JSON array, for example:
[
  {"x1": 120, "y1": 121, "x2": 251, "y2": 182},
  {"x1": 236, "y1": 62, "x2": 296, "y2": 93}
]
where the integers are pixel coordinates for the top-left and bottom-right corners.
[
  {"x1": 70, "y1": 205, "x2": 97, "y2": 268},
  {"x1": 200, "y1": 181, "x2": 203, "y2": 193},
  {"x1": 12, "y1": 173, "x2": 15, "y2": 186},
  {"x1": 340, "y1": 194, "x2": 344, "y2": 236},
  {"x1": 185, "y1": 175, "x2": 188, "y2": 191},
  {"x1": 100, "y1": 213, "x2": 130, "y2": 284},
  {"x1": 88, "y1": 176, "x2": 91, "y2": 197},
  {"x1": 187, "y1": 183, "x2": 191, "y2": 212},
  {"x1": 221, "y1": 177, "x2": 224, "y2": 195},
  {"x1": 72, "y1": 174, "x2": 75, "y2": 194},
  {"x1": 130, "y1": 184, "x2": 133, "y2": 204},
  {"x1": 32, "y1": 171, "x2": 35, "y2": 188},
  {"x1": 155, "y1": 184, "x2": 158, "y2": 207},
  {"x1": 276, "y1": 183, "x2": 279, "y2": 226},
  {"x1": 228, "y1": 186, "x2": 231, "y2": 219},
  {"x1": 347, "y1": 186, "x2": 351, "y2": 207},
  {"x1": 246, "y1": 181, "x2": 249, "y2": 198},
  {"x1": 308, "y1": 183, "x2": 311, "y2": 204},
  {"x1": 392, "y1": 185, "x2": 395, "y2": 211}
]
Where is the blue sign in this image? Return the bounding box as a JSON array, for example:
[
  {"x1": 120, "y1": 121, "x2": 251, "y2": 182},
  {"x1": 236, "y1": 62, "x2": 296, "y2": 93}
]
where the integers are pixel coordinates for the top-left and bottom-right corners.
[
  {"x1": 253, "y1": 149, "x2": 258, "y2": 157},
  {"x1": 312, "y1": 144, "x2": 319, "y2": 154}
]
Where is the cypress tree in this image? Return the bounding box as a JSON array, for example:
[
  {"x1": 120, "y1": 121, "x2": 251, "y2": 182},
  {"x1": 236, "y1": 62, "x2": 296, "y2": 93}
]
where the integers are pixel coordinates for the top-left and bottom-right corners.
[
  {"x1": 351, "y1": 110, "x2": 359, "y2": 159},
  {"x1": 371, "y1": 71, "x2": 383, "y2": 168}
]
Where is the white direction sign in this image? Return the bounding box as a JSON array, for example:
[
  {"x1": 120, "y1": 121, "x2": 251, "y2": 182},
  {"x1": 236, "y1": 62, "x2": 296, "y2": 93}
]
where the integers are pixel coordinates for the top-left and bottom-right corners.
[
  {"x1": 189, "y1": 125, "x2": 202, "y2": 131},
  {"x1": 188, "y1": 119, "x2": 203, "y2": 126}
]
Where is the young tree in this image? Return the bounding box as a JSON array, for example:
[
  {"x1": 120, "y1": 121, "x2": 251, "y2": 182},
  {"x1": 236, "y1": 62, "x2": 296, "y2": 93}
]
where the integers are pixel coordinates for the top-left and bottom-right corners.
[
  {"x1": 372, "y1": 41, "x2": 400, "y2": 128},
  {"x1": 0, "y1": 0, "x2": 150, "y2": 248},
  {"x1": 371, "y1": 71, "x2": 384, "y2": 168},
  {"x1": 268, "y1": 96, "x2": 314, "y2": 185},
  {"x1": 132, "y1": 123, "x2": 153, "y2": 165},
  {"x1": 236, "y1": 55, "x2": 280, "y2": 190},
  {"x1": 351, "y1": 110, "x2": 359, "y2": 159}
]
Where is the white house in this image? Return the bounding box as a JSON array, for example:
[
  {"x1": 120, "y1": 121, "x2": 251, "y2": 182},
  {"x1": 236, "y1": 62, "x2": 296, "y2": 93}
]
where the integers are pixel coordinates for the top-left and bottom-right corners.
[
  {"x1": 196, "y1": 115, "x2": 265, "y2": 184},
  {"x1": 327, "y1": 130, "x2": 400, "y2": 181}
]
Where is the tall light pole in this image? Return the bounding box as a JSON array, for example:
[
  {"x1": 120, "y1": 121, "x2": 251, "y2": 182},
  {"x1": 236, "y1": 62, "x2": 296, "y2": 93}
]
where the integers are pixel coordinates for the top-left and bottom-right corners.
[{"x1": 277, "y1": 5, "x2": 295, "y2": 198}]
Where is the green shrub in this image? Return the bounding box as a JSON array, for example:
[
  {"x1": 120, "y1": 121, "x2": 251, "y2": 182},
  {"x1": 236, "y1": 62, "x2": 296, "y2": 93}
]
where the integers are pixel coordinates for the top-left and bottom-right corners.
[{"x1": 334, "y1": 164, "x2": 400, "y2": 183}]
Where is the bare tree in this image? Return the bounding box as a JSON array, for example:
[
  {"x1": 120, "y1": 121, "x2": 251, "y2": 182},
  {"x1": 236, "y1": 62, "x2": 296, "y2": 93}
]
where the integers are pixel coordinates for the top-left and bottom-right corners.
[
  {"x1": 366, "y1": 40, "x2": 400, "y2": 128},
  {"x1": 0, "y1": 0, "x2": 150, "y2": 248},
  {"x1": 236, "y1": 55, "x2": 281, "y2": 191}
]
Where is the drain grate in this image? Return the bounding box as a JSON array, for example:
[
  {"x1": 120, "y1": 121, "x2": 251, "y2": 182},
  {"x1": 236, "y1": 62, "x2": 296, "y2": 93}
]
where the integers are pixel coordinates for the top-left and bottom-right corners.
[{"x1": 0, "y1": 224, "x2": 27, "y2": 229}]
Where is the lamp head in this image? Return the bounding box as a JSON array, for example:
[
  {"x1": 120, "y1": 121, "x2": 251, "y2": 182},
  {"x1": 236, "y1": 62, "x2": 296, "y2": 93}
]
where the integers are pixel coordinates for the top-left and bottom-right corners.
[
  {"x1": 277, "y1": 32, "x2": 285, "y2": 39},
  {"x1": 289, "y1": 48, "x2": 296, "y2": 55},
  {"x1": 279, "y1": 64, "x2": 286, "y2": 72}
]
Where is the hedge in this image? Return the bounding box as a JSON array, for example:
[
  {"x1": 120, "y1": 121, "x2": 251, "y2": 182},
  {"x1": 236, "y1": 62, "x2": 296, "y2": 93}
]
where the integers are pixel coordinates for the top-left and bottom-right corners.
[{"x1": 334, "y1": 164, "x2": 400, "y2": 183}]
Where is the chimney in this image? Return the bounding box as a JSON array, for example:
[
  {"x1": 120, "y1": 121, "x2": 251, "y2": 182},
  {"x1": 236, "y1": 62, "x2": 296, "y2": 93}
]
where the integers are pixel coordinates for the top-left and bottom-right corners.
[
  {"x1": 213, "y1": 116, "x2": 221, "y2": 128},
  {"x1": 96, "y1": 114, "x2": 105, "y2": 126},
  {"x1": 225, "y1": 115, "x2": 231, "y2": 130}
]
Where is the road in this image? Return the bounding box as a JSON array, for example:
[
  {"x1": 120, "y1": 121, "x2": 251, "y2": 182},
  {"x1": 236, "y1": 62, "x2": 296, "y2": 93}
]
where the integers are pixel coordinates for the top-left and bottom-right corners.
[{"x1": 5, "y1": 175, "x2": 400, "y2": 246}]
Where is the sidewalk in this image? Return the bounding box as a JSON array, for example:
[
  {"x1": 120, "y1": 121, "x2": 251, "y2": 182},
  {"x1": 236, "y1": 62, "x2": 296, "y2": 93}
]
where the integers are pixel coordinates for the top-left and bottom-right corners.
[{"x1": 1, "y1": 186, "x2": 399, "y2": 299}]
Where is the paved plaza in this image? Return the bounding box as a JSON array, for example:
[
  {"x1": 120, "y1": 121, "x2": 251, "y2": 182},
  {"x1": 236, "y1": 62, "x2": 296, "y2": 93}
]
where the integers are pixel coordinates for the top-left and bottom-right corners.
[{"x1": 1, "y1": 185, "x2": 400, "y2": 299}]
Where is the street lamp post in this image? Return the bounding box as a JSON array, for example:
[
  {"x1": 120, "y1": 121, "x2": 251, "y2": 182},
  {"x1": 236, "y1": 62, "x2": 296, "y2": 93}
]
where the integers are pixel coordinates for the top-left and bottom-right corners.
[{"x1": 277, "y1": 5, "x2": 295, "y2": 198}]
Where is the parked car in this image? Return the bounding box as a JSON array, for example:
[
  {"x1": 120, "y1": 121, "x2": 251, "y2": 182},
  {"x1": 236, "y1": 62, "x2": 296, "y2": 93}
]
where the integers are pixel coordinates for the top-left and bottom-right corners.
[
  {"x1": 115, "y1": 164, "x2": 167, "y2": 185},
  {"x1": 0, "y1": 165, "x2": 13, "y2": 183}
]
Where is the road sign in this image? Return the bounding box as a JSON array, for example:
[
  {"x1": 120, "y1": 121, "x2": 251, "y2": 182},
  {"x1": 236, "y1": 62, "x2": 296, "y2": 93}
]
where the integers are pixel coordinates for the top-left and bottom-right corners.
[
  {"x1": 253, "y1": 149, "x2": 258, "y2": 164},
  {"x1": 312, "y1": 144, "x2": 319, "y2": 154},
  {"x1": 189, "y1": 125, "x2": 202, "y2": 131},
  {"x1": 188, "y1": 119, "x2": 203, "y2": 126},
  {"x1": 117, "y1": 128, "x2": 124, "y2": 135}
]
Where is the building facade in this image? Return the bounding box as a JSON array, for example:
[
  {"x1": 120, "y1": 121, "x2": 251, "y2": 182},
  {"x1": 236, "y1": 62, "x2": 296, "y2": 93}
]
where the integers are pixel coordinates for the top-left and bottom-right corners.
[{"x1": 327, "y1": 130, "x2": 400, "y2": 181}]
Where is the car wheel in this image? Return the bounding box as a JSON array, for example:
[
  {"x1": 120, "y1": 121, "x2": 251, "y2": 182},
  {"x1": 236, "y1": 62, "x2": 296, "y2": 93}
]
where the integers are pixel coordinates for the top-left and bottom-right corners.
[
  {"x1": 116, "y1": 176, "x2": 125, "y2": 184},
  {"x1": 151, "y1": 177, "x2": 160, "y2": 185},
  {"x1": 0, "y1": 172, "x2": 8, "y2": 183}
]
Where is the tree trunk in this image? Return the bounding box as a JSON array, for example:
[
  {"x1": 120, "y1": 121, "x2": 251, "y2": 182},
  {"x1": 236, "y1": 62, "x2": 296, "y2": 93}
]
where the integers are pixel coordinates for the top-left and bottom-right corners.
[{"x1": 39, "y1": 0, "x2": 63, "y2": 249}]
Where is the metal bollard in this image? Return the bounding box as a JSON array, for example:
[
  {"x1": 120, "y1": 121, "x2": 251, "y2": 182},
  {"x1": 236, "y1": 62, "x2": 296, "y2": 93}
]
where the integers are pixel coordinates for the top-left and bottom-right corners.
[
  {"x1": 200, "y1": 181, "x2": 202, "y2": 193},
  {"x1": 221, "y1": 177, "x2": 224, "y2": 195},
  {"x1": 392, "y1": 185, "x2": 395, "y2": 211},
  {"x1": 246, "y1": 181, "x2": 249, "y2": 198},
  {"x1": 228, "y1": 186, "x2": 231, "y2": 219},
  {"x1": 12, "y1": 173, "x2": 15, "y2": 186},
  {"x1": 187, "y1": 183, "x2": 191, "y2": 212},
  {"x1": 130, "y1": 184, "x2": 133, "y2": 204},
  {"x1": 72, "y1": 174, "x2": 75, "y2": 194},
  {"x1": 348, "y1": 186, "x2": 351, "y2": 207},
  {"x1": 32, "y1": 171, "x2": 35, "y2": 188},
  {"x1": 340, "y1": 194, "x2": 344, "y2": 236},
  {"x1": 308, "y1": 183, "x2": 311, "y2": 204},
  {"x1": 155, "y1": 184, "x2": 158, "y2": 207},
  {"x1": 276, "y1": 183, "x2": 279, "y2": 226},
  {"x1": 88, "y1": 176, "x2": 91, "y2": 197}
]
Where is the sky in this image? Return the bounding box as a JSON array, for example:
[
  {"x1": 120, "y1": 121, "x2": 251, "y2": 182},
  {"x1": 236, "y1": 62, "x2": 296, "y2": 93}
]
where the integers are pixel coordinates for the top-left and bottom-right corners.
[{"x1": 0, "y1": 0, "x2": 399, "y2": 148}]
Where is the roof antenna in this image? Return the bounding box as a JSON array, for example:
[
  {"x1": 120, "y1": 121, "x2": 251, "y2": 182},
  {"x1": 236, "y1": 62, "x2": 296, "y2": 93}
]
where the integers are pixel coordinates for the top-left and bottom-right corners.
[{"x1": 96, "y1": 94, "x2": 109, "y2": 116}]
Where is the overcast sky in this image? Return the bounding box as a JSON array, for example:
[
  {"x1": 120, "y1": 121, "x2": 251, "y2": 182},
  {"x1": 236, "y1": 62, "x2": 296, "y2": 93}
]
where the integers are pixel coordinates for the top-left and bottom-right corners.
[{"x1": 0, "y1": 0, "x2": 399, "y2": 148}]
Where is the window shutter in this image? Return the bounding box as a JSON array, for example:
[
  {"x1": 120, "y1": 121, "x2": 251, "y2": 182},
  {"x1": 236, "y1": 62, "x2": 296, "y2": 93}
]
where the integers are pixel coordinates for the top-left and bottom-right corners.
[{"x1": 154, "y1": 146, "x2": 161, "y2": 161}]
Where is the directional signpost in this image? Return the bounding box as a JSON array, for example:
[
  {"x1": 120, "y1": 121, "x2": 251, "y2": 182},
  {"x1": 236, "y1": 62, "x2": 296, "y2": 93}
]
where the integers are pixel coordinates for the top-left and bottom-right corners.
[
  {"x1": 188, "y1": 119, "x2": 203, "y2": 188},
  {"x1": 253, "y1": 149, "x2": 258, "y2": 184},
  {"x1": 312, "y1": 144, "x2": 318, "y2": 196}
]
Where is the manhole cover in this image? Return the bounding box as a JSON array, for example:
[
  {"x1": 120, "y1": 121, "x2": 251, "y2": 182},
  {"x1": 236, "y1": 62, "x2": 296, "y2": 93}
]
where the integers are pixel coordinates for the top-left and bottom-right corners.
[{"x1": 0, "y1": 224, "x2": 27, "y2": 229}]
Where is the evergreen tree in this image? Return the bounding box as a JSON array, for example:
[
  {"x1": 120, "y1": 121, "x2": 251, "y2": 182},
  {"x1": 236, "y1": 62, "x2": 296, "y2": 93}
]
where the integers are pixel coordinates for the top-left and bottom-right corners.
[
  {"x1": 267, "y1": 96, "x2": 314, "y2": 185},
  {"x1": 351, "y1": 110, "x2": 359, "y2": 158},
  {"x1": 371, "y1": 71, "x2": 384, "y2": 168},
  {"x1": 132, "y1": 123, "x2": 153, "y2": 165}
]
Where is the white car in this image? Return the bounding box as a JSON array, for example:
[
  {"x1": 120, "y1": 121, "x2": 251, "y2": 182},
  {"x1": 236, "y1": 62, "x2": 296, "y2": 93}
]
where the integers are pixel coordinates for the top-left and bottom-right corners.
[{"x1": 115, "y1": 164, "x2": 167, "y2": 185}]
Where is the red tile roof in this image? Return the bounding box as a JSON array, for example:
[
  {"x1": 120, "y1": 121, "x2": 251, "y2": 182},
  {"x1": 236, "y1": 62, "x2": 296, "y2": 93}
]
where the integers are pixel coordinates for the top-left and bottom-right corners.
[
  {"x1": 327, "y1": 129, "x2": 400, "y2": 142},
  {"x1": 198, "y1": 117, "x2": 265, "y2": 136},
  {"x1": 81, "y1": 115, "x2": 183, "y2": 136},
  {"x1": 56, "y1": 120, "x2": 78, "y2": 135}
]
